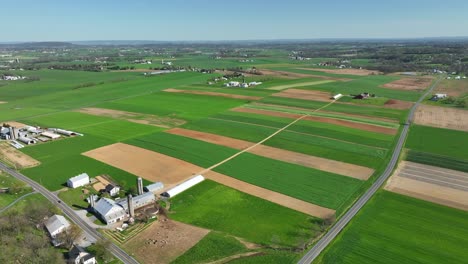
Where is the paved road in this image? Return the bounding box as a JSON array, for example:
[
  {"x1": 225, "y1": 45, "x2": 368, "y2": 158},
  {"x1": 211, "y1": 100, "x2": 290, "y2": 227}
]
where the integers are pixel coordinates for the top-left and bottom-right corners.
[
  {"x1": 0, "y1": 191, "x2": 37, "y2": 214},
  {"x1": 0, "y1": 162, "x2": 139, "y2": 264},
  {"x1": 298, "y1": 77, "x2": 443, "y2": 264}
]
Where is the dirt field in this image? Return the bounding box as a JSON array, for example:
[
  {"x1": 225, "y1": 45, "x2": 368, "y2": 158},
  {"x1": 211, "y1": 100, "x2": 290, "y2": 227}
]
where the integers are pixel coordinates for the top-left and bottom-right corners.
[
  {"x1": 383, "y1": 99, "x2": 414, "y2": 110},
  {"x1": 231, "y1": 107, "x2": 398, "y2": 135},
  {"x1": 258, "y1": 69, "x2": 352, "y2": 81},
  {"x1": 92, "y1": 175, "x2": 111, "y2": 191},
  {"x1": 385, "y1": 161, "x2": 468, "y2": 211},
  {"x1": 434, "y1": 79, "x2": 468, "y2": 96},
  {"x1": 2, "y1": 121, "x2": 28, "y2": 128},
  {"x1": 83, "y1": 143, "x2": 202, "y2": 189},
  {"x1": 267, "y1": 80, "x2": 336, "y2": 91},
  {"x1": 297, "y1": 67, "x2": 381, "y2": 76},
  {"x1": 0, "y1": 142, "x2": 40, "y2": 169},
  {"x1": 76, "y1": 107, "x2": 186, "y2": 128},
  {"x1": 272, "y1": 89, "x2": 332, "y2": 101},
  {"x1": 124, "y1": 218, "x2": 210, "y2": 264},
  {"x1": 167, "y1": 128, "x2": 374, "y2": 180},
  {"x1": 382, "y1": 77, "x2": 433, "y2": 91},
  {"x1": 163, "y1": 88, "x2": 262, "y2": 101},
  {"x1": 414, "y1": 104, "x2": 468, "y2": 132},
  {"x1": 204, "y1": 171, "x2": 336, "y2": 218}
]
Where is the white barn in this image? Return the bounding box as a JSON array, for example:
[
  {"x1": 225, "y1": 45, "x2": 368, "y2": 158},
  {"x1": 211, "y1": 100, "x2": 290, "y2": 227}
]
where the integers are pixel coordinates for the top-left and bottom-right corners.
[
  {"x1": 67, "y1": 173, "x2": 90, "y2": 188},
  {"x1": 93, "y1": 198, "x2": 126, "y2": 224},
  {"x1": 144, "y1": 182, "x2": 164, "y2": 193}
]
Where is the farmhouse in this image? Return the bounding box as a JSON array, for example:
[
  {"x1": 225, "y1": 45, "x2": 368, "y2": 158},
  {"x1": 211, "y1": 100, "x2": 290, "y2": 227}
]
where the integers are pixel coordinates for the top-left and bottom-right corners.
[
  {"x1": 67, "y1": 173, "x2": 90, "y2": 189},
  {"x1": 144, "y1": 182, "x2": 164, "y2": 193},
  {"x1": 44, "y1": 215, "x2": 71, "y2": 246},
  {"x1": 161, "y1": 175, "x2": 205, "y2": 198},
  {"x1": 68, "y1": 245, "x2": 97, "y2": 264},
  {"x1": 92, "y1": 198, "x2": 126, "y2": 224},
  {"x1": 105, "y1": 184, "x2": 120, "y2": 197}
]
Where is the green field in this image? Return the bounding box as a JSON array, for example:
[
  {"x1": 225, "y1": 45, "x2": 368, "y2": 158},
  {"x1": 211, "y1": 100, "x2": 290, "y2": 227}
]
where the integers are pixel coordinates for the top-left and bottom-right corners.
[
  {"x1": 214, "y1": 153, "x2": 363, "y2": 209},
  {"x1": 316, "y1": 191, "x2": 468, "y2": 264},
  {"x1": 170, "y1": 180, "x2": 323, "y2": 248},
  {"x1": 405, "y1": 150, "x2": 468, "y2": 172},
  {"x1": 171, "y1": 232, "x2": 248, "y2": 264},
  {"x1": 406, "y1": 125, "x2": 468, "y2": 160}
]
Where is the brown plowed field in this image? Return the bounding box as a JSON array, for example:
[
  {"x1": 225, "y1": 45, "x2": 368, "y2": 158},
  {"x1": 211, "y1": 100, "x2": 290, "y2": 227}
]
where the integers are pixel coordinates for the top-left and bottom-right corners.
[
  {"x1": 414, "y1": 104, "x2": 468, "y2": 132},
  {"x1": 382, "y1": 77, "x2": 433, "y2": 91},
  {"x1": 76, "y1": 107, "x2": 185, "y2": 128},
  {"x1": 385, "y1": 161, "x2": 468, "y2": 211},
  {"x1": 272, "y1": 89, "x2": 332, "y2": 102},
  {"x1": 124, "y1": 218, "x2": 210, "y2": 264},
  {"x1": 297, "y1": 68, "x2": 381, "y2": 76},
  {"x1": 83, "y1": 143, "x2": 202, "y2": 189},
  {"x1": 3, "y1": 121, "x2": 28, "y2": 128},
  {"x1": 258, "y1": 69, "x2": 351, "y2": 81},
  {"x1": 166, "y1": 128, "x2": 374, "y2": 180},
  {"x1": 163, "y1": 88, "x2": 262, "y2": 101},
  {"x1": 231, "y1": 107, "x2": 398, "y2": 135},
  {"x1": 434, "y1": 79, "x2": 468, "y2": 96},
  {"x1": 204, "y1": 171, "x2": 336, "y2": 218},
  {"x1": 383, "y1": 99, "x2": 414, "y2": 110},
  {"x1": 0, "y1": 142, "x2": 40, "y2": 169}
]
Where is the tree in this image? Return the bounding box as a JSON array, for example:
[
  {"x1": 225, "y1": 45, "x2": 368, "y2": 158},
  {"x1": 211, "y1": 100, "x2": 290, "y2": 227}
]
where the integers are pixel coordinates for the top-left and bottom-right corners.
[
  {"x1": 57, "y1": 224, "x2": 82, "y2": 249},
  {"x1": 91, "y1": 239, "x2": 113, "y2": 262}
]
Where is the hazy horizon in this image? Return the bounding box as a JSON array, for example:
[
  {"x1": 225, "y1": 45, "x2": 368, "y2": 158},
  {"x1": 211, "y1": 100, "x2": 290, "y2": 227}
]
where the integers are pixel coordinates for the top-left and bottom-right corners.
[{"x1": 2, "y1": 0, "x2": 467, "y2": 42}]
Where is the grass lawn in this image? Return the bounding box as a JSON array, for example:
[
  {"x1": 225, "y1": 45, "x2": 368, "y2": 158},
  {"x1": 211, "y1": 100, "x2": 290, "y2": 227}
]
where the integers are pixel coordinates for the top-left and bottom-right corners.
[
  {"x1": 171, "y1": 232, "x2": 248, "y2": 264},
  {"x1": 315, "y1": 191, "x2": 468, "y2": 264},
  {"x1": 406, "y1": 125, "x2": 468, "y2": 160},
  {"x1": 214, "y1": 153, "x2": 363, "y2": 209},
  {"x1": 0, "y1": 173, "x2": 33, "y2": 209},
  {"x1": 58, "y1": 186, "x2": 98, "y2": 209},
  {"x1": 170, "y1": 180, "x2": 324, "y2": 248}
]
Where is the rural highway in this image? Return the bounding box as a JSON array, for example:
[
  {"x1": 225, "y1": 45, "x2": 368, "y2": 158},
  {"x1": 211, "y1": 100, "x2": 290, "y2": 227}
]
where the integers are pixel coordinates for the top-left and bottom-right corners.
[
  {"x1": 298, "y1": 77, "x2": 443, "y2": 264},
  {"x1": 0, "y1": 162, "x2": 140, "y2": 264}
]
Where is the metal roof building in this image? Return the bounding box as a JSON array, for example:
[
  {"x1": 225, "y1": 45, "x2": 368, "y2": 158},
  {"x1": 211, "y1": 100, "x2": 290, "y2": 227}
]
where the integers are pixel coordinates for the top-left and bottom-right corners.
[
  {"x1": 67, "y1": 173, "x2": 90, "y2": 189},
  {"x1": 117, "y1": 192, "x2": 156, "y2": 213},
  {"x1": 144, "y1": 182, "x2": 164, "y2": 193},
  {"x1": 93, "y1": 198, "x2": 126, "y2": 224},
  {"x1": 161, "y1": 175, "x2": 204, "y2": 198},
  {"x1": 45, "y1": 215, "x2": 70, "y2": 246}
]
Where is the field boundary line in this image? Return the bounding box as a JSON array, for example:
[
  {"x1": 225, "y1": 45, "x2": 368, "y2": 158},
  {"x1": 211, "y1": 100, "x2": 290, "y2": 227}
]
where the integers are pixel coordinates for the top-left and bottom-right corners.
[{"x1": 198, "y1": 100, "x2": 337, "y2": 174}]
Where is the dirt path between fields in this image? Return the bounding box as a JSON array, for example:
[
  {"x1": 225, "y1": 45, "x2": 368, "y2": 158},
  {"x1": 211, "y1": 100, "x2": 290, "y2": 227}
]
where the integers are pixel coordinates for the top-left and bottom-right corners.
[
  {"x1": 0, "y1": 142, "x2": 40, "y2": 169},
  {"x1": 76, "y1": 107, "x2": 186, "y2": 128},
  {"x1": 297, "y1": 67, "x2": 381, "y2": 76},
  {"x1": 0, "y1": 101, "x2": 7, "y2": 104},
  {"x1": 204, "y1": 171, "x2": 336, "y2": 218},
  {"x1": 231, "y1": 107, "x2": 397, "y2": 135},
  {"x1": 414, "y1": 104, "x2": 468, "y2": 132},
  {"x1": 167, "y1": 128, "x2": 374, "y2": 180},
  {"x1": 163, "y1": 88, "x2": 262, "y2": 101}
]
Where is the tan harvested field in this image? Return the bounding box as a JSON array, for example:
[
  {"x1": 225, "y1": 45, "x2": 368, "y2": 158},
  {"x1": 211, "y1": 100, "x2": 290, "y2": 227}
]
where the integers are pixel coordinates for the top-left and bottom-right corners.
[
  {"x1": 163, "y1": 88, "x2": 262, "y2": 100},
  {"x1": 435, "y1": 79, "x2": 468, "y2": 96},
  {"x1": 167, "y1": 128, "x2": 374, "y2": 180},
  {"x1": 76, "y1": 107, "x2": 185, "y2": 128},
  {"x1": 0, "y1": 142, "x2": 40, "y2": 169},
  {"x1": 385, "y1": 161, "x2": 468, "y2": 211},
  {"x1": 382, "y1": 77, "x2": 433, "y2": 91},
  {"x1": 267, "y1": 80, "x2": 336, "y2": 91},
  {"x1": 0, "y1": 101, "x2": 7, "y2": 104},
  {"x1": 83, "y1": 143, "x2": 202, "y2": 189},
  {"x1": 92, "y1": 175, "x2": 111, "y2": 191},
  {"x1": 414, "y1": 104, "x2": 468, "y2": 132},
  {"x1": 231, "y1": 107, "x2": 398, "y2": 135},
  {"x1": 258, "y1": 69, "x2": 352, "y2": 81},
  {"x1": 297, "y1": 67, "x2": 381, "y2": 76},
  {"x1": 92, "y1": 182, "x2": 105, "y2": 192},
  {"x1": 3, "y1": 121, "x2": 28, "y2": 128},
  {"x1": 124, "y1": 218, "x2": 209, "y2": 264},
  {"x1": 272, "y1": 88, "x2": 332, "y2": 101},
  {"x1": 204, "y1": 171, "x2": 336, "y2": 218}
]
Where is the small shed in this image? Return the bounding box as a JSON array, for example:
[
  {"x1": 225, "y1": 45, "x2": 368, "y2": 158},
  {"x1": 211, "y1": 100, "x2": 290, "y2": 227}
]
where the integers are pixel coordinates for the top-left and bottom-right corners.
[
  {"x1": 105, "y1": 184, "x2": 120, "y2": 197},
  {"x1": 45, "y1": 215, "x2": 70, "y2": 246},
  {"x1": 67, "y1": 173, "x2": 90, "y2": 189}
]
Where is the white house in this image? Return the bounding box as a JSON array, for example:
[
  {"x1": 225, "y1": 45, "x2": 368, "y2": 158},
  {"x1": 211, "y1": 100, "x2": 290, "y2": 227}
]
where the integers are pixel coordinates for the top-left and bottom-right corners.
[
  {"x1": 68, "y1": 245, "x2": 97, "y2": 264},
  {"x1": 67, "y1": 173, "x2": 90, "y2": 189},
  {"x1": 93, "y1": 198, "x2": 126, "y2": 224},
  {"x1": 105, "y1": 184, "x2": 120, "y2": 197},
  {"x1": 45, "y1": 215, "x2": 70, "y2": 246}
]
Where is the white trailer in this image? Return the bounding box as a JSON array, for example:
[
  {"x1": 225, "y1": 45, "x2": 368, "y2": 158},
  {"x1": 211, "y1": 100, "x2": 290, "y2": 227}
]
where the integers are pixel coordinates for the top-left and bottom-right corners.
[{"x1": 161, "y1": 175, "x2": 205, "y2": 198}]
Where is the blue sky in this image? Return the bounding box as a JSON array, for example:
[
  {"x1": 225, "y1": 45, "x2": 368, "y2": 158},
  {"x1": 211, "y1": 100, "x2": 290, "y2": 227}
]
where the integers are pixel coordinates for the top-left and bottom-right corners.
[{"x1": 2, "y1": 0, "x2": 467, "y2": 41}]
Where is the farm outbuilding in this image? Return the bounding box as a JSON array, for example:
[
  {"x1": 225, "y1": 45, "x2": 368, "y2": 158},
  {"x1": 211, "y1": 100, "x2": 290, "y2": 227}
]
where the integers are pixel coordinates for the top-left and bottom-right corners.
[
  {"x1": 161, "y1": 175, "x2": 205, "y2": 198},
  {"x1": 105, "y1": 184, "x2": 120, "y2": 197},
  {"x1": 41, "y1": 131, "x2": 61, "y2": 139},
  {"x1": 144, "y1": 182, "x2": 164, "y2": 193},
  {"x1": 332, "y1": 93, "x2": 343, "y2": 100},
  {"x1": 93, "y1": 198, "x2": 126, "y2": 224},
  {"x1": 117, "y1": 192, "x2": 156, "y2": 213},
  {"x1": 67, "y1": 173, "x2": 90, "y2": 188},
  {"x1": 17, "y1": 137, "x2": 36, "y2": 145},
  {"x1": 55, "y1": 129, "x2": 77, "y2": 136}
]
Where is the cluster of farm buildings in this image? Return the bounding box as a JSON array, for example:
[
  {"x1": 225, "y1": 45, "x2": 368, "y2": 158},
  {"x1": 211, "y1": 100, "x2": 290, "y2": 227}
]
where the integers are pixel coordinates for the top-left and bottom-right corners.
[{"x1": 0, "y1": 123, "x2": 81, "y2": 149}]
